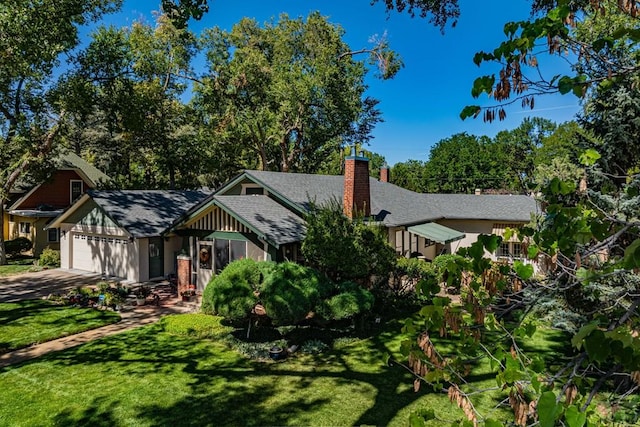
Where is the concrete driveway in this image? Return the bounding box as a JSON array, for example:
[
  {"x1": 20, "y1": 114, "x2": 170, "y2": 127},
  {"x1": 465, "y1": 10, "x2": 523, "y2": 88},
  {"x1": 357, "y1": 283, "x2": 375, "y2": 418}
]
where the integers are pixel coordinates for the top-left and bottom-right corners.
[{"x1": 0, "y1": 269, "x2": 115, "y2": 303}]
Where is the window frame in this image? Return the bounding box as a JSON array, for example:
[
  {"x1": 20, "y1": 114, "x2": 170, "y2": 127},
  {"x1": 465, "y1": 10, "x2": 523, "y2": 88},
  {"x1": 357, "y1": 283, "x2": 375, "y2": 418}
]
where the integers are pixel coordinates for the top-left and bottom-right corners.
[
  {"x1": 47, "y1": 228, "x2": 59, "y2": 243},
  {"x1": 70, "y1": 180, "x2": 84, "y2": 204},
  {"x1": 19, "y1": 221, "x2": 31, "y2": 235}
]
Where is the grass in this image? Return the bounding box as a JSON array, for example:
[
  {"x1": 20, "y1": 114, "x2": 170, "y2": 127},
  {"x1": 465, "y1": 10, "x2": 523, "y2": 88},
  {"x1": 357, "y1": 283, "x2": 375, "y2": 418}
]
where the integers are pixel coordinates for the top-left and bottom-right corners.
[
  {"x1": 0, "y1": 300, "x2": 121, "y2": 353},
  {"x1": 0, "y1": 256, "x2": 40, "y2": 277},
  {"x1": 0, "y1": 313, "x2": 524, "y2": 427}
]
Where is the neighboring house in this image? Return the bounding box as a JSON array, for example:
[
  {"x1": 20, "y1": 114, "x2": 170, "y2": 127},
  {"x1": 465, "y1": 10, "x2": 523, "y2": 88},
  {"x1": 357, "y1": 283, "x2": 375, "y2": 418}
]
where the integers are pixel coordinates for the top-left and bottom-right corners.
[
  {"x1": 48, "y1": 190, "x2": 208, "y2": 283},
  {"x1": 2, "y1": 153, "x2": 110, "y2": 257},
  {"x1": 173, "y1": 154, "x2": 539, "y2": 291}
]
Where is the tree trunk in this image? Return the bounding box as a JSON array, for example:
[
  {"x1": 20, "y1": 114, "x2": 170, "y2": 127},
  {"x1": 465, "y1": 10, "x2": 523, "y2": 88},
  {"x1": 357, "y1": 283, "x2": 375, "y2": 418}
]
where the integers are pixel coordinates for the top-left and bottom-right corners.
[{"x1": 0, "y1": 200, "x2": 6, "y2": 266}]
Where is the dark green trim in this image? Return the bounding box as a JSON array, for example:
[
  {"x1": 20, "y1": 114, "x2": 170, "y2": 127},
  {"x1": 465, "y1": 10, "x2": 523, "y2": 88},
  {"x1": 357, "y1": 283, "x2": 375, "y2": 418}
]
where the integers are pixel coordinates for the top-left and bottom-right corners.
[{"x1": 204, "y1": 231, "x2": 249, "y2": 241}]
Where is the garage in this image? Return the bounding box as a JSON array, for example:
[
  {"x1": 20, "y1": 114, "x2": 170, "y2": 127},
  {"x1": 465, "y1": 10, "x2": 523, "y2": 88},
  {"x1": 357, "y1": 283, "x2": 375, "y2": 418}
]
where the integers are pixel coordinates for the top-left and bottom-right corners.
[
  {"x1": 70, "y1": 232, "x2": 132, "y2": 279},
  {"x1": 49, "y1": 190, "x2": 208, "y2": 284}
]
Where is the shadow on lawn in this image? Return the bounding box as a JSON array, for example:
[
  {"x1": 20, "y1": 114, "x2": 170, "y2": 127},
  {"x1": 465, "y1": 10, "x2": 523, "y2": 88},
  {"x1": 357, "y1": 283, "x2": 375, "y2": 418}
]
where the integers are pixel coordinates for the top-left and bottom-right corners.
[{"x1": 30, "y1": 321, "x2": 433, "y2": 426}]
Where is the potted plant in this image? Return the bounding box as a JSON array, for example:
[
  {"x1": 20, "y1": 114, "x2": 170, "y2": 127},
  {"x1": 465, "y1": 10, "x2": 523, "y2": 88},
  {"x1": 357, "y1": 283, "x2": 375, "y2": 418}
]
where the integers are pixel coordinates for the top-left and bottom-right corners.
[
  {"x1": 180, "y1": 289, "x2": 196, "y2": 302},
  {"x1": 134, "y1": 285, "x2": 151, "y2": 306}
]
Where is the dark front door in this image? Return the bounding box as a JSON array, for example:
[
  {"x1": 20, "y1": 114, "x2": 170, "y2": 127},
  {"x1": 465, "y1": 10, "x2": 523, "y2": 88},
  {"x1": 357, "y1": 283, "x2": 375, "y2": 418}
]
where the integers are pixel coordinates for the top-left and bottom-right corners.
[{"x1": 149, "y1": 237, "x2": 164, "y2": 279}]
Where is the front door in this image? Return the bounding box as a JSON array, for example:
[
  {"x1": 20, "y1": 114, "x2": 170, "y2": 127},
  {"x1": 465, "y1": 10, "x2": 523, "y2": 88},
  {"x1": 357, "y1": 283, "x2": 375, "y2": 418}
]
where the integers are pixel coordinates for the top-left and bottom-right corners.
[{"x1": 149, "y1": 237, "x2": 164, "y2": 279}]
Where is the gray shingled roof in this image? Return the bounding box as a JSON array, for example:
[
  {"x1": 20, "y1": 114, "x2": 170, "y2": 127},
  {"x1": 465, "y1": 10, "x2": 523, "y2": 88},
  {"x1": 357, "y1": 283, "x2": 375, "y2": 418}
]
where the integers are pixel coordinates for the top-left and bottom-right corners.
[
  {"x1": 243, "y1": 170, "x2": 538, "y2": 226},
  {"x1": 214, "y1": 195, "x2": 306, "y2": 246},
  {"x1": 90, "y1": 190, "x2": 208, "y2": 238}
]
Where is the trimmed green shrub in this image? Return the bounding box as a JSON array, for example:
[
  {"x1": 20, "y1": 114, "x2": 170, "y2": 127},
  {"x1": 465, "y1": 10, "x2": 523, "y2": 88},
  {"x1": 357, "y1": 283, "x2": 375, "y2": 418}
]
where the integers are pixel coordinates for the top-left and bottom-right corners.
[
  {"x1": 5, "y1": 237, "x2": 32, "y2": 257},
  {"x1": 317, "y1": 281, "x2": 374, "y2": 321},
  {"x1": 260, "y1": 261, "x2": 332, "y2": 325},
  {"x1": 38, "y1": 248, "x2": 60, "y2": 267},
  {"x1": 201, "y1": 258, "x2": 275, "y2": 319}
]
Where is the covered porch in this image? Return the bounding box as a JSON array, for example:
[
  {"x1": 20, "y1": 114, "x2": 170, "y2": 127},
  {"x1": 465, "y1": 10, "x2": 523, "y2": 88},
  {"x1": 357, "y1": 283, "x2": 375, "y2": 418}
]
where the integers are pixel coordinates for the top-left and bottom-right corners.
[{"x1": 391, "y1": 222, "x2": 466, "y2": 260}]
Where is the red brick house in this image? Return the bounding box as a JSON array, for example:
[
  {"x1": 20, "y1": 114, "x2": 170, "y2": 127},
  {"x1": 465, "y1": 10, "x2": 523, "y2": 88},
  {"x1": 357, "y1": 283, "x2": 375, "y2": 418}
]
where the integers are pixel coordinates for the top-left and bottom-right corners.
[{"x1": 2, "y1": 152, "x2": 110, "y2": 256}]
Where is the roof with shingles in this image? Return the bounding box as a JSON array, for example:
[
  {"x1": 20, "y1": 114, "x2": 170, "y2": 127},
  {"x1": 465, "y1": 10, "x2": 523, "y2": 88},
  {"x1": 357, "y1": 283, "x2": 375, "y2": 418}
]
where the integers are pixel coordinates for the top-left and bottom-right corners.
[
  {"x1": 89, "y1": 190, "x2": 208, "y2": 238},
  {"x1": 242, "y1": 170, "x2": 537, "y2": 226},
  {"x1": 214, "y1": 195, "x2": 306, "y2": 246}
]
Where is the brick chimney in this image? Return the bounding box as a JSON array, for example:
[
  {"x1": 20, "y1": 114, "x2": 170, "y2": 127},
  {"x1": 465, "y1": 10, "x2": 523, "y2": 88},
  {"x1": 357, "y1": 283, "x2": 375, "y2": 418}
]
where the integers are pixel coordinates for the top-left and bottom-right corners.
[
  {"x1": 380, "y1": 162, "x2": 389, "y2": 183},
  {"x1": 343, "y1": 148, "x2": 370, "y2": 218}
]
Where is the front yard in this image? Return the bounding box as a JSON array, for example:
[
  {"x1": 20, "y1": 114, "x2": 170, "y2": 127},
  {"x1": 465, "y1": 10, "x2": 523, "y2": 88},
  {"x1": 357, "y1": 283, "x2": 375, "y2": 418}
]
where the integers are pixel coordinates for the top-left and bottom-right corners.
[
  {"x1": 0, "y1": 314, "x2": 514, "y2": 426},
  {"x1": 0, "y1": 300, "x2": 120, "y2": 354},
  {"x1": 0, "y1": 257, "x2": 40, "y2": 277}
]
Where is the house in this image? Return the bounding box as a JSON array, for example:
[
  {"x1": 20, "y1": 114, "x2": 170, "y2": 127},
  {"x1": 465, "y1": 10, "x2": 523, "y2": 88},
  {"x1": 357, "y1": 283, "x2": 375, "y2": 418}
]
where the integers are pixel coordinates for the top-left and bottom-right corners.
[
  {"x1": 173, "y1": 154, "x2": 539, "y2": 291},
  {"x1": 49, "y1": 153, "x2": 539, "y2": 288},
  {"x1": 48, "y1": 190, "x2": 208, "y2": 283},
  {"x1": 2, "y1": 153, "x2": 110, "y2": 256}
]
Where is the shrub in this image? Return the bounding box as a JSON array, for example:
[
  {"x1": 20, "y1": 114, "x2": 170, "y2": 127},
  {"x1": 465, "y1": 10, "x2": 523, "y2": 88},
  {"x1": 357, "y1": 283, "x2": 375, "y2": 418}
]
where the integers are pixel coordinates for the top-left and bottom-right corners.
[
  {"x1": 38, "y1": 248, "x2": 60, "y2": 267},
  {"x1": 317, "y1": 281, "x2": 374, "y2": 321},
  {"x1": 201, "y1": 258, "x2": 275, "y2": 320},
  {"x1": 5, "y1": 237, "x2": 32, "y2": 257},
  {"x1": 160, "y1": 314, "x2": 233, "y2": 339},
  {"x1": 431, "y1": 253, "x2": 466, "y2": 291},
  {"x1": 260, "y1": 262, "x2": 332, "y2": 325}
]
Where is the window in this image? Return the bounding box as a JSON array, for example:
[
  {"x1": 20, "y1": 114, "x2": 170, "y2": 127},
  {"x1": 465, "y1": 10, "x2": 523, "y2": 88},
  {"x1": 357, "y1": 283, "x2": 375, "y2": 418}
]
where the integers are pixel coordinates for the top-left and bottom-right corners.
[
  {"x1": 496, "y1": 242, "x2": 524, "y2": 260},
  {"x1": 19, "y1": 222, "x2": 31, "y2": 234},
  {"x1": 70, "y1": 180, "x2": 83, "y2": 203},
  {"x1": 47, "y1": 228, "x2": 59, "y2": 242},
  {"x1": 242, "y1": 184, "x2": 264, "y2": 195},
  {"x1": 199, "y1": 244, "x2": 212, "y2": 270}
]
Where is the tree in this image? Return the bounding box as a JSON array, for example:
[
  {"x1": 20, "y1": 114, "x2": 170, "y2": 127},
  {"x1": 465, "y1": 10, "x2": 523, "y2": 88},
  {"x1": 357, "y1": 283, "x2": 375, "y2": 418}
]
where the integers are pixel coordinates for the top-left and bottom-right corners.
[
  {"x1": 390, "y1": 160, "x2": 426, "y2": 192},
  {"x1": 301, "y1": 200, "x2": 396, "y2": 286},
  {"x1": 0, "y1": 0, "x2": 121, "y2": 264},
  {"x1": 61, "y1": 14, "x2": 210, "y2": 189},
  {"x1": 194, "y1": 13, "x2": 390, "y2": 173},
  {"x1": 422, "y1": 133, "x2": 514, "y2": 193}
]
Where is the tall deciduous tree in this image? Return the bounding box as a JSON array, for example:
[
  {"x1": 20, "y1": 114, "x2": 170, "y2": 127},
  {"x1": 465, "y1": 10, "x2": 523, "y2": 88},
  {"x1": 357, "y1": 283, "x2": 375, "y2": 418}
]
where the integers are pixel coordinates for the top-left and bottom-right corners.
[
  {"x1": 61, "y1": 15, "x2": 207, "y2": 189},
  {"x1": 194, "y1": 12, "x2": 389, "y2": 173},
  {"x1": 0, "y1": 0, "x2": 121, "y2": 264}
]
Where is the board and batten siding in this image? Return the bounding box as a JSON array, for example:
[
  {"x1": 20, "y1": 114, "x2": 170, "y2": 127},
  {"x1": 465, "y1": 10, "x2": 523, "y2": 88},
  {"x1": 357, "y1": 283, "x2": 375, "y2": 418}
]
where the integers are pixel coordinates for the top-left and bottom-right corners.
[{"x1": 186, "y1": 206, "x2": 250, "y2": 233}]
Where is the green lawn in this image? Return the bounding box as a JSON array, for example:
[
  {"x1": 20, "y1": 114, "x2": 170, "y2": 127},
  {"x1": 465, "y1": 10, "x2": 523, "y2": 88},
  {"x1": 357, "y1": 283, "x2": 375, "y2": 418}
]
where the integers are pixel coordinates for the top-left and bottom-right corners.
[
  {"x1": 0, "y1": 314, "x2": 517, "y2": 427},
  {"x1": 0, "y1": 256, "x2": 40, "y2": 277},
  {"x1": 0, "y1": 300, "x2": 121, "y2": 353}
]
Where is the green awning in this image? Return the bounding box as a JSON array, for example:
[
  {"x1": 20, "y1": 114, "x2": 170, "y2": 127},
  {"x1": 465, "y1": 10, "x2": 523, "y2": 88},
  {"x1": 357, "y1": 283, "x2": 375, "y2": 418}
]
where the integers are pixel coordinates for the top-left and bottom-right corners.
[{"x1": 407, "y1": 223, "x2": 465, "y2": 244}]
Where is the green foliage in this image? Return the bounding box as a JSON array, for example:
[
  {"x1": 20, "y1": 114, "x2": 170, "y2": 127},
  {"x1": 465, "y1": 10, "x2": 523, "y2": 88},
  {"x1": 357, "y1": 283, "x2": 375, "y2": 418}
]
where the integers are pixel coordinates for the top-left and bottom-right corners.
[
  {"x1": 260, "y1": 262, "x2": 332, "y2": 325},
  {"x1": 4, "y1": 237, "x2": 32, "y2": 257},
  {"x1": 38, "y1": 248, "x2": 61, "y2": 267},
  {"x1": 317, "y1": 281, "x2": 375, "y2": 321},
  {"x1": 195, "y1": 12, "x2": 387, "y2": 173},
  {"x1": 159, "y1": 314, "x2": 233, "y2": 340},
  {"x1": 201, "y1": 258, "x2": 275, "y2": 320},
  {"x1": 301, "y1": 200, "x2": 396, "y2": 284}
]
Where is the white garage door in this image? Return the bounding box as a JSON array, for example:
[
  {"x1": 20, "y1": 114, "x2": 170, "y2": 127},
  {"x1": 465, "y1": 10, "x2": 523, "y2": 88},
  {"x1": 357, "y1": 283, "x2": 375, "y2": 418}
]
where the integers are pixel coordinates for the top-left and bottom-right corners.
[{"x1": 71, "y1": 233, "x2": 130, "y2": 279}]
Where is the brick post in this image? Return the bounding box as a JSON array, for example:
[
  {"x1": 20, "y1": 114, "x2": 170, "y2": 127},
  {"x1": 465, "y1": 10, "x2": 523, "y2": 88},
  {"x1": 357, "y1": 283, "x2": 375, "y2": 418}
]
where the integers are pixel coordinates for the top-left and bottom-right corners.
[{"x1": 177, "y1": 255, "x2": 192, "y2": 296}]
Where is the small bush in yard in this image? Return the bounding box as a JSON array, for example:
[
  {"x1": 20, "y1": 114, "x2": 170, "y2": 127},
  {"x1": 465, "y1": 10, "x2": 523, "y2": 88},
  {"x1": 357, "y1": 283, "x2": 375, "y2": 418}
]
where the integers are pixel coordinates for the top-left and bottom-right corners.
[
  {"x1": 201, "y1": 258, "x2": 275, "y2": 320},
  {"x1": 5, "y1": 237, "x2": 32, "y2": 257},
  {"x1": 38, "y1": 248, "x2": 60, "y2": 267}
]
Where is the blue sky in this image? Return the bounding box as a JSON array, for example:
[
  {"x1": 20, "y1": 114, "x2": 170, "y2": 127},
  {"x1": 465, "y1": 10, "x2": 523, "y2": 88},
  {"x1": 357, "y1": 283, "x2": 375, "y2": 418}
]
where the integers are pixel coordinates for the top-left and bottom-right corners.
[{"x1": 94, "y1": 0, "x2": 581, "y2": 165}]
